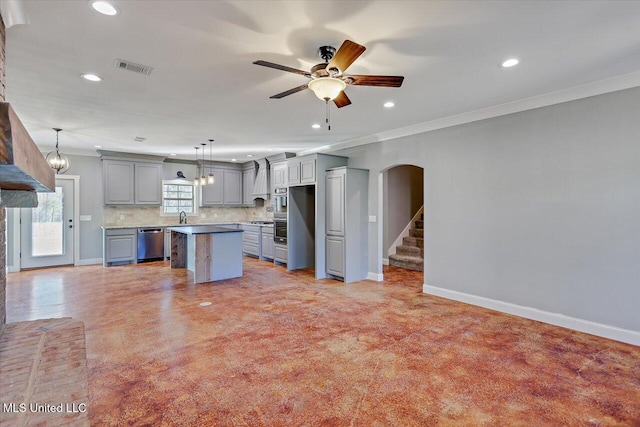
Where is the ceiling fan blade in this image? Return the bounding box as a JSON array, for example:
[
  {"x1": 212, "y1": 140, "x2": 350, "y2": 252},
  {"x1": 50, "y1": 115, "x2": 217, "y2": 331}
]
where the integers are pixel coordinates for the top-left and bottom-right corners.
[
  {"x1": 333, "y1": 91, "x2": 351, "y2": 108},
  {"x1": 269, "y1": 84, "x2": 309, "y2": 99},
  {"x1": 253, "y1": 60, "x2": 311, "y2": 77},
  {"x1": 347, "y1": 75, "x2": 404, "y2": 87},
  {"x1": 327, "y1": 40, "x2": 366, "y2": 74}
]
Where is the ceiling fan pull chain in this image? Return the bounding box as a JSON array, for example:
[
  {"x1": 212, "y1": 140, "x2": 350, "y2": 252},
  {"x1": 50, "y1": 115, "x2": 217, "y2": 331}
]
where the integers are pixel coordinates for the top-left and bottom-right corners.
[{"x1": 326, "y1": 99, "x2": 331, "y2": 131}]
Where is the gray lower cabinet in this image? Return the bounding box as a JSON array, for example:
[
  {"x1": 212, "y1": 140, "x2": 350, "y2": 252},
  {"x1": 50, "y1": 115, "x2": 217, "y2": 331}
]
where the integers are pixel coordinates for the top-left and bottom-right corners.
[
  {"x1": 274, "y1": 243, "x2": 287, "y2": 264},
  {"x1": 325, "y1": 235, "x2": 345, "y2": 277},
  {"x1": 261, "y1": 228, "x2": 274, "y2": 260},
  {"x1": 102, "y1": 159, "x2": 162, "y2": 205},
  {"x1": 241, "y1": 224, "x2": 261, "y2": 257},
  {"x1": 104, "y1": 228, "x2": 137, "y2": 266}
]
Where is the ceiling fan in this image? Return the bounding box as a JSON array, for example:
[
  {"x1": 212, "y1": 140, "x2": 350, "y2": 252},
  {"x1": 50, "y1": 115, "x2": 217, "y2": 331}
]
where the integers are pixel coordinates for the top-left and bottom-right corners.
[{"x1": 253, "y1": 40, "x2": 404, "y2": 109}]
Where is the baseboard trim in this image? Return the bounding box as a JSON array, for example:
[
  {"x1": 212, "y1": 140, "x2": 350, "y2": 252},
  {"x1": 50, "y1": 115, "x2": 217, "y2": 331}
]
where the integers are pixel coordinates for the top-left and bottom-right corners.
[
  {"x1": 382, "y1": 258, "x2": 389, "y2": 266},
  {"x1": 78, "y1": 258, "x2": 103, "y2": 266},
  {"x1": 422, "y1": 284, "x2": 640, "y2": 346},
  {"x1": 368, "y1": 272, "x2": 383, "y2": 282}
]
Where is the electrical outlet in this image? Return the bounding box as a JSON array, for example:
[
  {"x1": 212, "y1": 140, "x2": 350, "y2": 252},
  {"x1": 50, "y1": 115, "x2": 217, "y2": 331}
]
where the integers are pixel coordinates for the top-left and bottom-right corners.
[
  {"x1": 369, "y1": 215, "x2": 376, "y2": 222},
  {"x1": 120, "y1": 215, "x2": 125, "y2": 220},
  {"x1": 200, "y1": 214, "x2": 206, "y2": 218}
]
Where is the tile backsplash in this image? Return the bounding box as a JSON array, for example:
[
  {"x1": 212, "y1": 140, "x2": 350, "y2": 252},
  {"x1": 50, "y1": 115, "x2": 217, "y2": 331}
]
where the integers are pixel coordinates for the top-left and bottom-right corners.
[{"x1": 103, "y1": 200, "x2": 273, "y2": 226}]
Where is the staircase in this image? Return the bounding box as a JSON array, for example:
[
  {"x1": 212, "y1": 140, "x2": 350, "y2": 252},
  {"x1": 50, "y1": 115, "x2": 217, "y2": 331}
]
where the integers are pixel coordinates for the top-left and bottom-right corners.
[{"x1": 389, "y1": 216, "x2": 424, "y2": 271}]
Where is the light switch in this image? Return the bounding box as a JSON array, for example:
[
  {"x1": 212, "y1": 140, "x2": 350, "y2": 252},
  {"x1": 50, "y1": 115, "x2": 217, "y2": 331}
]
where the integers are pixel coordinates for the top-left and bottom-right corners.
[
  {"x1": 369, "y1": 215, "x2": 376, "y2": 222},
  {"x1": 79, "y1": 215, "x2": 92, "y2": 221}
]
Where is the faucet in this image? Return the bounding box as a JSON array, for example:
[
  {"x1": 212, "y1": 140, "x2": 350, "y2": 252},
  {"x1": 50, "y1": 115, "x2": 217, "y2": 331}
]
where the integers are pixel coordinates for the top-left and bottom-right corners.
[{"x1": 179, "y1": 211, "x2": 187, "y2": 224}]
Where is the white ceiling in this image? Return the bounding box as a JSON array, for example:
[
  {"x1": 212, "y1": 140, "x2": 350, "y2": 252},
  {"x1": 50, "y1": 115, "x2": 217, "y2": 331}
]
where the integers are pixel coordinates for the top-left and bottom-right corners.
[{"x1": 5, "y1": 0, "x2": 640, "y2": 162}]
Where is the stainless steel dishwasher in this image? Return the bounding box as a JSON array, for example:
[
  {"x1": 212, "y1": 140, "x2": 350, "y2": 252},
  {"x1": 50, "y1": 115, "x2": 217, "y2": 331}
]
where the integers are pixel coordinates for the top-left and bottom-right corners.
[{"x1": 137, "y1": 228, "x2": 164, "y2": 262}]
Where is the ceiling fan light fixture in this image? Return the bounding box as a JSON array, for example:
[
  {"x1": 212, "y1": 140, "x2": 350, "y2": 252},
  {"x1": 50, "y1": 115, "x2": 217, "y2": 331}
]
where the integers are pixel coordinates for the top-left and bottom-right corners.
[{"x1": 308, "y1": 77, "x2": 346, "y2": 101}]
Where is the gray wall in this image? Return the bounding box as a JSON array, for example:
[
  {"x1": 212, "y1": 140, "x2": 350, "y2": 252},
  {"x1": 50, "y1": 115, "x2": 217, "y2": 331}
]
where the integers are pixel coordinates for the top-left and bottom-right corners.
[
  {"x1": 68, "y1": 154, "x2": 104, "y2": 262},
  {"x1": 383, "y1": 165, "x2": 424, "y2": 255},
  {"x1": 337, "y1": 87, "x2": 640, "y2": 332}
]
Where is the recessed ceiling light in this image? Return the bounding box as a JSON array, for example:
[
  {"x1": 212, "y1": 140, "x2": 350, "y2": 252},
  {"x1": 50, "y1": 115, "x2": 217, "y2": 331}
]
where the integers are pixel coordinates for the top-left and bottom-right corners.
[
  {"x1": 90, "y1": 1, "x2": 119, "y2": 16},
  {"x1": 231, "y1": 158, "x2": 237, "y2": 162},
  {"x1": 267, "y1": 148, "x2": 274, "y2": 151},
  {"x1": 247, "y1": 154, "x2": 253, "y2": 157},
  {"x1": 384, "y1": 101, "x2": 395, "y2": 108},
  {"x1": 94, "y1": 145, "x2": 102, "y2": 148},
  {"x1": 501, "y1": 58, "x2": 520, "y2": 68},
  {"x1": 81, "y1": 73, "x2": 102, "y2": 82},
  {"x1": 312, "y1": 124, "x2": 321, "y2": 129},
  {"x1": 170, "y1": 153, "x2": 176, "y2": 156}
]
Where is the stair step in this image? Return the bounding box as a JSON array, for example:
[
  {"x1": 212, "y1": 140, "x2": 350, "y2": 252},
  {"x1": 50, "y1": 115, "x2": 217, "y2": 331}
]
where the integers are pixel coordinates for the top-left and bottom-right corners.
[
  {"x1": 396, "y1": 245, "x2": 423, "y2": 257},
  {"x1": 415, "y1": 220, "x2": 423, "y2": 229},
  {"x1": 409, "y1": 228, "x2": 424, "y2": 238},
  {"x1": 403, "y1": 236, "x2": 424, "y2": 248},
  {"x1": 389, "y1": 254, "x2": 424, "y2": 272}
]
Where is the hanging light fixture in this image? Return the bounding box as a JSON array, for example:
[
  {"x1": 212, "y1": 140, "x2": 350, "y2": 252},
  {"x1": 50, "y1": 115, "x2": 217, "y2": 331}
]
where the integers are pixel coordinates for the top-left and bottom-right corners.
[
  {"x1": 46, "y1": 128, "x2": 71, "y2": 174},
  {"x1": 308, "y1": 77, "x2": 346, "y2": 101},
  {"x1": 193, "y1": 146, "x2": 200, "y2": 186},
  {"x1": 207, "y1": 139, "x2": 215, "y2": 184},
  {"x1": 200, "y1": 143, "x2": 207, "y2": 186}
]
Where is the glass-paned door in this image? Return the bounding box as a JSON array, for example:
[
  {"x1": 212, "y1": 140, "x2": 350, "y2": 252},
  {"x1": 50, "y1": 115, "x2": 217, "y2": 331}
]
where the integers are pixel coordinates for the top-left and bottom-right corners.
[{"x1": 20, "y1": 179, "x2": 74, "y2": 268}]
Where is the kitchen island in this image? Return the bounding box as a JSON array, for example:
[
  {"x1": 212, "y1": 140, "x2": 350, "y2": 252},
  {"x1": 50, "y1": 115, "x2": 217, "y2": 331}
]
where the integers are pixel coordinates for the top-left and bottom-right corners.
[{"x1": 167, "y1": 225, "x2": 243, "y2": 283}]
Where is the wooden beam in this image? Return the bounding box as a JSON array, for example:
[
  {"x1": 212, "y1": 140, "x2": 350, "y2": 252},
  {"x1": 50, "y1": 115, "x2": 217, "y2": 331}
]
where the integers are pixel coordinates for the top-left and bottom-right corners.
[{"x1": 0, "y1": 103, "x2": 54, "y2": 192}]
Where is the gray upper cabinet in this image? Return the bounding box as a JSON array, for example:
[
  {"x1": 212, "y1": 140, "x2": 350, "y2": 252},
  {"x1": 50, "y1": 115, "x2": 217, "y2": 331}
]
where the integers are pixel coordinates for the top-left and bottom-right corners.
[
  {"x1": 272, "y1": 161, "x2": 287, "y2": 190},
  {"x1": 103, "y1": 160, "x2": 134, "y2": 205},
  {"x1": 200, "y1": 167, "x2": 224, "y2": 206},
  {"x1": 286, "y1": 155, "x2": 318, "y2": 186},
  {"x1": 103, "y1": 159, "x2": 162, "y2": 206},
  {"x1": 243, "y1": 167, "x2": 255, "y2": 206},
  {"x1": 134, "y1": 163, "x2": 162, "y2": 204},
  {"x1": 287, "y1": 161, "x2": 301, "y2": 186},
  {"x1": 199, "y1": 166, "x2": 243, "y2": 207},
  {"x1": 223, "y1": 169, "x2": 242, "y2": 205},
  {"x1": 300, "y1": 158, "x2": 316, "y2": 184}
]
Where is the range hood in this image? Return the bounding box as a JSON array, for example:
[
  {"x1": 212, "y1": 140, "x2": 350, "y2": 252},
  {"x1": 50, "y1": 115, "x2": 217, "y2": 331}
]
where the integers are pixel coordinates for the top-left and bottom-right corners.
[
  {"x1": 0, "y1": 103, "x2": 54, "y2": 201},
  {"x1": 252, "y1": 158, "x2": 269, "y2": 200}
]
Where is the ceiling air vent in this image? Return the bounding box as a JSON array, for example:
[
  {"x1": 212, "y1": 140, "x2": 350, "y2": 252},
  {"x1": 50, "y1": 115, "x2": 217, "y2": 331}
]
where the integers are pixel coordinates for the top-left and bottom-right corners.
[
  {"x1": 134, "y1": 137, "x2": 147, "y2": 143},
  {"x1": 115, "y1": 59, "x2": 153, "y2": 75}
]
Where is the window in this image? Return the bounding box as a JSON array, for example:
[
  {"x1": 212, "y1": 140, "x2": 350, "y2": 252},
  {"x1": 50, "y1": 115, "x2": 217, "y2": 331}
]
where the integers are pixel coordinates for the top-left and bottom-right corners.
[{"x1": 162, "y1": 182, "x2": 195, "y2": 214}]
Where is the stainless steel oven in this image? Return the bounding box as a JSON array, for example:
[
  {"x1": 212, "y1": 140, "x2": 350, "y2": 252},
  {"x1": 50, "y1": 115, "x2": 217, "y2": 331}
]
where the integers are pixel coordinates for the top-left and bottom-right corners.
[
  {"x1": 274, "y1": 219, "x2": 287, "y2": 244},
  {"x1": 273, "y1": 187, "x2": 287, "y2": 219}
]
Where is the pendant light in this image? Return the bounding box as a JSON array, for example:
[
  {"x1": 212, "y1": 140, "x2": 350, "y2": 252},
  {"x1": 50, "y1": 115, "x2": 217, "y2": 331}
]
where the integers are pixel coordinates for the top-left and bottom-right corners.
[
  {"x1": 193, "y1": 146, "x2": 200, "y2": 186},
  {"x1": 207, "y1": 139, "x2": 215, "y2": 184},
  {"x1": 200, "y1": 143, "x2": 207, "y2": 186},
  {"x1": 46, "y1": 128, "x2": 71, "y2": 174}
]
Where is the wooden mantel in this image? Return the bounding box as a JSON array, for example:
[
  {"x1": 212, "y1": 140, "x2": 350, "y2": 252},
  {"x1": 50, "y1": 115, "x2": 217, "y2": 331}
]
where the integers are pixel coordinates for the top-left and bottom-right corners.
[{"x1": 0, "y1": 102, "x2": 54, "y2": 193}]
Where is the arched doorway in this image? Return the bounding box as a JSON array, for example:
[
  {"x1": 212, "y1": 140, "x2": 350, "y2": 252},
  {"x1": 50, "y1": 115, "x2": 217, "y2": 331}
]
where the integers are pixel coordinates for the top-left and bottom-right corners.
[{"x1": 380, "y1": 164, "x2": 425, "y2": 283}]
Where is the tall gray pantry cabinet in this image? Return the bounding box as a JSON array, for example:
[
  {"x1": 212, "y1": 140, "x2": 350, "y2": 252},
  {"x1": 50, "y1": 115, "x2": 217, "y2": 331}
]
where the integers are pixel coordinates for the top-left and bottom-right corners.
[{"x1": 325, "y1": 167, "x2": 369, "y2": 283}]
